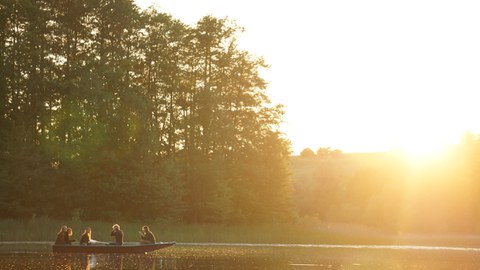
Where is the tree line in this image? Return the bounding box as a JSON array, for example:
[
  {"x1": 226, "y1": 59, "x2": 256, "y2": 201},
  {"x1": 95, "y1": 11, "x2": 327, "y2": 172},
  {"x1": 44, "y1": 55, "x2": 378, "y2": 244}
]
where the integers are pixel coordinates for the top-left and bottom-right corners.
[
  {"x1": 293, "y1": 133, "x2": 480, "y2": 233},
  {"x1": 0, "y1": 0, "x2": 294, "y2": 224}
]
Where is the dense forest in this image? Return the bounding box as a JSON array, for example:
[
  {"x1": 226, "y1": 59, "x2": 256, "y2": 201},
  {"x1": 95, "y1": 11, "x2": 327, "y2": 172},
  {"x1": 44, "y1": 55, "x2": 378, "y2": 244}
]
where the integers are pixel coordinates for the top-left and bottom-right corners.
[
  {"x1": 0, "y1": 0, "x2": 294, "y2": 224},
  {"x1": 293, "y1": 136, "x2": 480, "y2": 233},
  {"x1": 2, "y1": 0, "x2": 480, "y2": 234}
]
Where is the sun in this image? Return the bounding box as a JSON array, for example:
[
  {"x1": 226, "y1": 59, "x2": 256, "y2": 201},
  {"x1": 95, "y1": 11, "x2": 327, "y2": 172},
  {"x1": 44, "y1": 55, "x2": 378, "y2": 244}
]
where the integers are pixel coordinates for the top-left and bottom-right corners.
[
  {"x1": 399, "y1": 142, "x2": 444, "y2": 161},
  {"x1": 394, "y1": 133, "x2": 453, "y2": 163}
]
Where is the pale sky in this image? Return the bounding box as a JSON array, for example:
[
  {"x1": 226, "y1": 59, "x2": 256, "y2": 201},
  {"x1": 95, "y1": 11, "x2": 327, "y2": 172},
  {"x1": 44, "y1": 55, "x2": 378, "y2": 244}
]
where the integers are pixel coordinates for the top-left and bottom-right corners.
[{"x1": 135, "y1": 0, "x2": 480, "y2": 154}]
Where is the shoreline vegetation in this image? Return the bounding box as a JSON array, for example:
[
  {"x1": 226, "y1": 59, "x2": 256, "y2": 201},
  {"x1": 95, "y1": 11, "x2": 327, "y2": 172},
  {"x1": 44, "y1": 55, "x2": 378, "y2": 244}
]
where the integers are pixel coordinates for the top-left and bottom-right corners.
[{"x1": 1, "y1": 218, "x2": 480, "y2": 248}]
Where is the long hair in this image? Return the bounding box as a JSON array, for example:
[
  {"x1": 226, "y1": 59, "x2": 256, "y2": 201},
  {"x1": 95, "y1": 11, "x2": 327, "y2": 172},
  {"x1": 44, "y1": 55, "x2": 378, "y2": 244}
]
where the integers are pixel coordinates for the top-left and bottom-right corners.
[{"x1": 83, "y1": 227, "x2": 92, "y2": 239}]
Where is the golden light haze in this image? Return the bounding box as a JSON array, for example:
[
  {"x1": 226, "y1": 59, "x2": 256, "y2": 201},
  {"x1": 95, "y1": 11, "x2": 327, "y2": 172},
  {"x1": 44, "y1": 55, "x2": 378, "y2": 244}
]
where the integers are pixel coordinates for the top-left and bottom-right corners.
[{"x1": 135, "y1": 0, "x2": 480, "y2": 155}]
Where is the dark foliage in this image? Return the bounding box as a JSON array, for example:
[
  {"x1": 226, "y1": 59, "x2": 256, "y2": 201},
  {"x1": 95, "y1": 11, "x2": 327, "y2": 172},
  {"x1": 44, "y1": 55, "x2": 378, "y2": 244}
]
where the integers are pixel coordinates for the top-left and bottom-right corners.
[{"x1": 0, "y1": 0, "x2": 294, "y2": 224}]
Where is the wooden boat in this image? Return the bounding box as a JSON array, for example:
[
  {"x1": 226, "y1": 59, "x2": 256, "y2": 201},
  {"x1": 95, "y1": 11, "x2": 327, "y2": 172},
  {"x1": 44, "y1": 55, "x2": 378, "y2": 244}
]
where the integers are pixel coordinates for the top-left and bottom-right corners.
[{"x1": 52, "y1": 242, "x2": 176, "y2": 254}]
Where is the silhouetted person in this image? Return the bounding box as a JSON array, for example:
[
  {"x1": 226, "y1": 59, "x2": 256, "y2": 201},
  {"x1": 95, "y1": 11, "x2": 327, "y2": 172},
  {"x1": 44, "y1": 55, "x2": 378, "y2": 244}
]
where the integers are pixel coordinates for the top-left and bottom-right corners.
[
  {"x1": 55, "y1": 225, "x2": 68, "y2": 244},
  {"x1": 65, "y1": 227, "x2": 75, "y2": 244},
  {"x1": 110, "y1": 224, "x2": 124, "y2": 245},
  {"x1": 80, "y1": 227, "x2": 92, "y2": 245},
  {"x1": 139, "y1": 225, "x2": 156, "y2": 244}
]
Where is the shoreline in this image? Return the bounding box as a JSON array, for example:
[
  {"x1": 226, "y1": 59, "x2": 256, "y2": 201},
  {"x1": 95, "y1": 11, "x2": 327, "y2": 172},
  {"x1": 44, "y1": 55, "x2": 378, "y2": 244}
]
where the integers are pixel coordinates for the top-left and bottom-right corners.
[{"x1": 1, "y1": 218, "x2": 480, "y2": 248}]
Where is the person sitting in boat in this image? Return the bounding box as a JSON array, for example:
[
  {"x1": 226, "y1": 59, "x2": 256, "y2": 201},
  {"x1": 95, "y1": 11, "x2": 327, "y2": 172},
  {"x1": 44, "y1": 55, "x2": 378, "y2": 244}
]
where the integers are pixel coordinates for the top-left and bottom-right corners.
[
  {"x1": 65, "y1": 227, "x2": 75, "y2": 244},
  {"x1": 80, "y1": 227, "x2": 92, "y2": 245},
  {"x1": 138, "y1": 225, "x2": 156, "y2": 244},
  {"x1": 55, "y1": 225, "x2": 68, "y2": 244},
  {"x1": 110, "y1": 224, "x2": 124, "y2": 245}
]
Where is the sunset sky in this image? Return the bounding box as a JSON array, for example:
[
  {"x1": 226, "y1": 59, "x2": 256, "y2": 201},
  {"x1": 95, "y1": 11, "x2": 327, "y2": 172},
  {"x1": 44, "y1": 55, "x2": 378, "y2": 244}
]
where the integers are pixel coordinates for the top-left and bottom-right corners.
[{"x1": 135, "y1": 0, "x2": 480, "y2": 154}]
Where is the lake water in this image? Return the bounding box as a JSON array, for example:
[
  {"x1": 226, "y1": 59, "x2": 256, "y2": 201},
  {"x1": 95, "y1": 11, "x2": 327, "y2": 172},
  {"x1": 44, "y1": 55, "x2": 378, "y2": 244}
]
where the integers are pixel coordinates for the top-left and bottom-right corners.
[{"x1": 2, "y1": 243, "x2": 480, "y2": 269}]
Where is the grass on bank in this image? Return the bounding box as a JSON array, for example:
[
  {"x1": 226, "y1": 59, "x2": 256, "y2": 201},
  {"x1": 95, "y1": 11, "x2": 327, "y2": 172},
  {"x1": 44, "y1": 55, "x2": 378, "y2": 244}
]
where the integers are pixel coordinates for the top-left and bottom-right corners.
[{"x1": 1, "y1": 217, "x2": 480, "y2": 247}]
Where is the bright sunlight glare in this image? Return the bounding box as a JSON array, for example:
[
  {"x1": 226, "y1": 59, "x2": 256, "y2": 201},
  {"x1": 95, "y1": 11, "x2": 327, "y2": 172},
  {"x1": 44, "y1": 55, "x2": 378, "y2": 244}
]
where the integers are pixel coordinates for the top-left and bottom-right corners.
[
  {"x1": 396, "y1": 137, "x2": 450, "y2": 162},
  {"x1": 135, "y1": 0, "x2": 480, "y2": 155}
]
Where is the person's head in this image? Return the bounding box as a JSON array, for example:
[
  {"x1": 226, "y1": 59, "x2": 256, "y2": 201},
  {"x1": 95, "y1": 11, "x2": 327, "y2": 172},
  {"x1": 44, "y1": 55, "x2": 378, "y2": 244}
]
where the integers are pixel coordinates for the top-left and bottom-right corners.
[
  {"x1": 142, "y1": 226, "x2": 150, "y2": 232},
  {"x1": 66, "y1": 228, "x2": 73, "y2": 236},
  {"x1": 58, "y1": 225, "x2": 67, "y2": 233},
  {"x1": 112, "y1": 224, "x2": 120, "y2": 230}
]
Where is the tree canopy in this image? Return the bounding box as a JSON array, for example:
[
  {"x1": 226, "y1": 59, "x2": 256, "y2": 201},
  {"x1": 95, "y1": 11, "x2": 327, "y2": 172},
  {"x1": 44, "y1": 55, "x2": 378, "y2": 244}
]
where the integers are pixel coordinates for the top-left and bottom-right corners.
[{"x1": 0, "y1": 0, "x2": 294, "y2": 224}]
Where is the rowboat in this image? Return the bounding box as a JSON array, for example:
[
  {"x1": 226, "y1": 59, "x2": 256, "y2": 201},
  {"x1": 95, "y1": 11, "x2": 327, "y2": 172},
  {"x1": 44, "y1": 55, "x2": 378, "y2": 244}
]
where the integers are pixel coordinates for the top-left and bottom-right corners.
[{"x1": 52, "y1": 242, "x2": 176, "y2": 254}]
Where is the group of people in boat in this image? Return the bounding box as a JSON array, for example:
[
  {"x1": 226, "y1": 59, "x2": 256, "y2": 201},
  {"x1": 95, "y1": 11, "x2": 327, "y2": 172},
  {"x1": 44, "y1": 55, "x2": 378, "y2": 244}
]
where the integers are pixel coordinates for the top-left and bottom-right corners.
[{"x1": 54, "y1": 224, "x2": 156, "y2": 245}]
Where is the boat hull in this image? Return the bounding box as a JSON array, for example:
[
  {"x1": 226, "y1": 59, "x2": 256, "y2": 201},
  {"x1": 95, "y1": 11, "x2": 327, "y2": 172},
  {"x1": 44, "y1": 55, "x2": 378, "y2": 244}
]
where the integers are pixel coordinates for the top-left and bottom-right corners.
[{"x1": 52, "y1": 242, "x2": 176, "y2": 254}]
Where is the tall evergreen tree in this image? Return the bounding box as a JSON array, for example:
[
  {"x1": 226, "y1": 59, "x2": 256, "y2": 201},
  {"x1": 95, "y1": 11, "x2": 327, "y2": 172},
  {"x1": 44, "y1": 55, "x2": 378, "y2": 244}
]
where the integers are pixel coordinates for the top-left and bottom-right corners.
[{"x1": 0, "y1": 1, "x2": 294, "y2": 224}]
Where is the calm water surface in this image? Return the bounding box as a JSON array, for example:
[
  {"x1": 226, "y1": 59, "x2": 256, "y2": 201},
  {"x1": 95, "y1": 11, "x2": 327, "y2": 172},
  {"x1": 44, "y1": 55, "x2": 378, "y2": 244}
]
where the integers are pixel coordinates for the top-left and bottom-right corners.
[{"x1": 1, "y1": 243, "x2": 480, "y2": 269}]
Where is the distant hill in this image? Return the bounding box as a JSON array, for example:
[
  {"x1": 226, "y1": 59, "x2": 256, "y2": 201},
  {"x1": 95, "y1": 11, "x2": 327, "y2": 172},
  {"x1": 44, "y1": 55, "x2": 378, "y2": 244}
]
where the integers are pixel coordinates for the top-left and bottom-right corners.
[
  {"x1": 290, "y1": 152, "x2": 391, "y2": 184},
  {"x1": 288, "y1": 150, "x2": 479, "y2": 233}
]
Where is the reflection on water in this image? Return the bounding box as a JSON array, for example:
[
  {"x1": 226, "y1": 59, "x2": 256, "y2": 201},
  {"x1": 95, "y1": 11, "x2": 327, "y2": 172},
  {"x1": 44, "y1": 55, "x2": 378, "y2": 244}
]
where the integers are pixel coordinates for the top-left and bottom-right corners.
[
  {"x1": 0, "y1": 253, "x2": 172, "y2": 270},
  {"x1": 2, "y1": 244, "x2": 480, "y2": 269}
]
